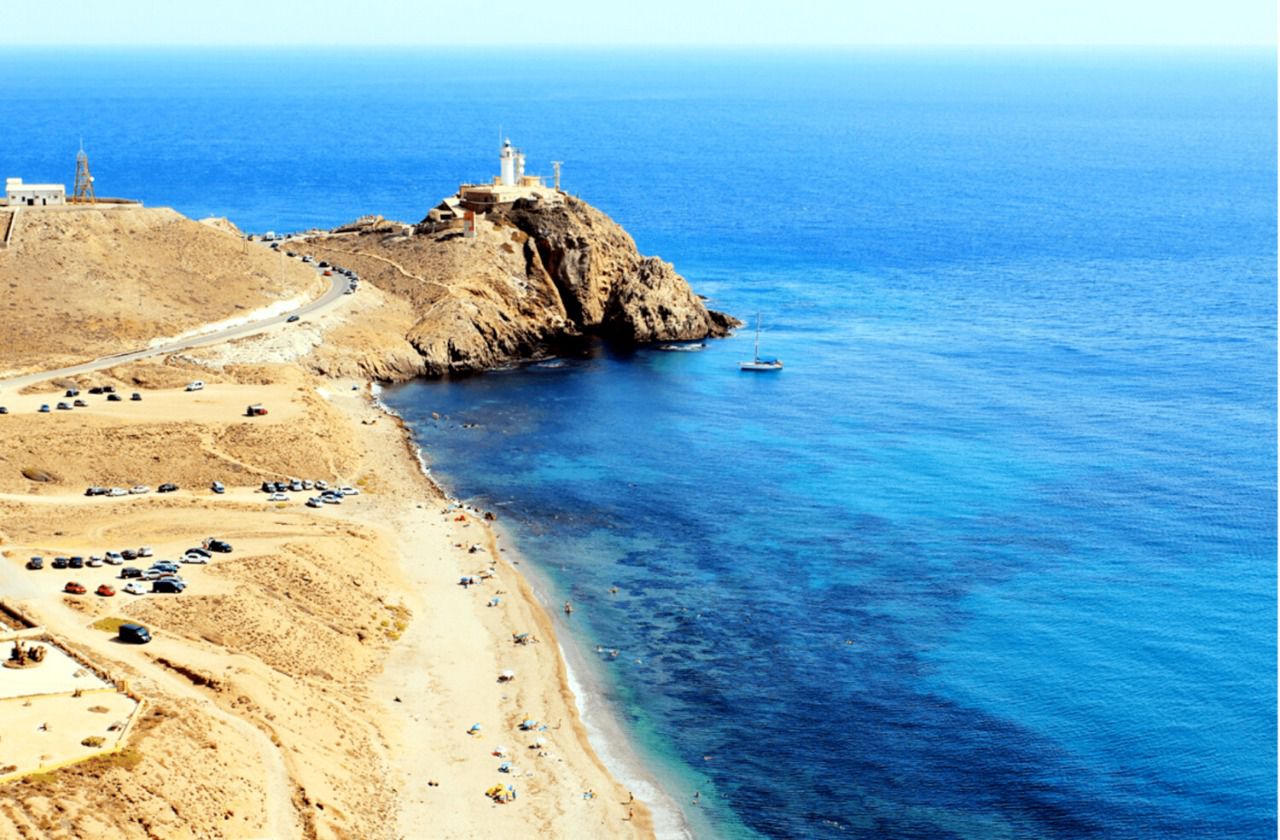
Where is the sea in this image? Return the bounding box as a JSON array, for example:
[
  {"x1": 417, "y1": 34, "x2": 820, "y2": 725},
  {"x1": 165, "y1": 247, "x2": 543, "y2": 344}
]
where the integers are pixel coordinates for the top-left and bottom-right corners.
[{"x1": 2, "y1": 47, "x2": 1275, "y2": 839}]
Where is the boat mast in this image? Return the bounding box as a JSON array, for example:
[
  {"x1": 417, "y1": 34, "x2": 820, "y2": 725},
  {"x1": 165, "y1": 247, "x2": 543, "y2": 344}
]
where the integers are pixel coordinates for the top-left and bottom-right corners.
[{"x1": 754, "y1": 314, "x2": 761, "y2": 362}]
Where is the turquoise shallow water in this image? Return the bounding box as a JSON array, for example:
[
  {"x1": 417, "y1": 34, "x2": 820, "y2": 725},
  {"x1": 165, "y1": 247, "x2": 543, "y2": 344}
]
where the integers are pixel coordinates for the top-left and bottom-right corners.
[{"x1": 3, "y1": 47, "x2": 1275, "y2": 839}]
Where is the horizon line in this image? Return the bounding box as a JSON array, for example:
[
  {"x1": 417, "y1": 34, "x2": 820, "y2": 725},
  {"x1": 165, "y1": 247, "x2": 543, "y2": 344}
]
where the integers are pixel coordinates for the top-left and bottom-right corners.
[{"x1": 0, "y1": 42, "x2": 1275, "y2": 50}]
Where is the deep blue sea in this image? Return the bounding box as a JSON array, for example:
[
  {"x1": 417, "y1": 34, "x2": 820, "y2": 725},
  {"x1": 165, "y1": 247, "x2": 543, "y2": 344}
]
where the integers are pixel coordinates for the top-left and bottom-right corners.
[{"x1": 3, "y1": 48, "x2": 1275, "y2": 839}]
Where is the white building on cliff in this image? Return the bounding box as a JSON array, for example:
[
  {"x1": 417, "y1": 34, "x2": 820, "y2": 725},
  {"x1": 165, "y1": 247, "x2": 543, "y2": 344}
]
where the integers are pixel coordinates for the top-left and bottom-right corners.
[{"x1": 454, "y1": 138, "x2": 560, "y2": 213}]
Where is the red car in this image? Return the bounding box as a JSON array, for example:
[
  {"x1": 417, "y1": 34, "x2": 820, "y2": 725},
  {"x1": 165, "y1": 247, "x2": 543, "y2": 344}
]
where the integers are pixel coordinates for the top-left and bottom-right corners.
[
  {"x1": 95, "y1": 584, "x2": 116, "y2": 597},
  {"x1": 64, "y1": 581, "x2": 86, "y2": 595}
]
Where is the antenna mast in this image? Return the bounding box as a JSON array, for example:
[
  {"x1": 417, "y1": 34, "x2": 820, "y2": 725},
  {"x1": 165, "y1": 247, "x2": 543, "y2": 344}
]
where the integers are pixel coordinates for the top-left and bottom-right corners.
[
  {"x1": 72, "y1": 142, "x2": 96, "y2": 205},
  {"x1": 551, "y1": 161, "x2": 563, "y2": 191}
]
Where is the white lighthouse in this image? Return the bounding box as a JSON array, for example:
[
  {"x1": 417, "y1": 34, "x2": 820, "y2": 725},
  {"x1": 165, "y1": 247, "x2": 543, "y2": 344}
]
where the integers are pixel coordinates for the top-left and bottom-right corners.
[{"x1": 500, "y1": 138, "x2": 517, "y2": 186}]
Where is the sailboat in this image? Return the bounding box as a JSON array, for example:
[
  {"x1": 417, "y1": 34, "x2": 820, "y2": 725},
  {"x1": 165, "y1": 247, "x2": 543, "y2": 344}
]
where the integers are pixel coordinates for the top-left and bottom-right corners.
[{"x1": 739, "y1": 314, "x2": 783, "y2": 372}]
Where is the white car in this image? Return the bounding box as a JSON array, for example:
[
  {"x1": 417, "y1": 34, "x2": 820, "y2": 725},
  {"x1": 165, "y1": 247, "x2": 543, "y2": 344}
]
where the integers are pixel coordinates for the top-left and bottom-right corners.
[
  {"x1": 86, "y1": 556, "x2": 104, "y2": 568},
  {"x1": 315, "y1": 480, "x2": 329, "y2": 490},
  {"x1": 339, "y1": 486, "x2": 360, "y2": 496},
  {"x1": 182, "y1": 554, "x2": 209, "y2": 564},
  {"x1": 130, "y1": 485, "x2": 151, "y2": 495},
  {"x1": 321, "y1": 495, "x2": 342, "y2": 505},
  {"x1": 138, "y1": 546, "x2": 153, "y2": 557},
  {"x1": 103, "y1": 553, "x2": 124, "y2": 565},
  {"x1": 185, "y1": 381, "x2": 204, "y2": 392},
  {"x1": 306, "y1": 497, "x2": 322, "y2": 508},
  {"x1": 268, "y1": 492, "x2": 288, "y2": 502},
  {"x1": 123, "y1": 581, "x2": 147, "y2": 595},
  {"x1": 108, "y1": 487, "x2": 127, "y2": 497}
]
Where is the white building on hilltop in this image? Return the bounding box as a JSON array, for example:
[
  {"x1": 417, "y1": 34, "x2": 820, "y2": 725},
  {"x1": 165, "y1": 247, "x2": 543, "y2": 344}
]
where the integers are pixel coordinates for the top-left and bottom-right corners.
[
  {"x1": 450, "y1": 138, "x2": 561, "y2": 214},
  {"x1": 4, "y1": 177, "x2": 66, "y2": 207}
]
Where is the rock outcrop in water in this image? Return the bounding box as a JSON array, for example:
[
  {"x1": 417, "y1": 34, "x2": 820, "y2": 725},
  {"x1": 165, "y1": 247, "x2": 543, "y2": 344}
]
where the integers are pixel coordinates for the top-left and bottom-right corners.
[{"x1": 297, "y1": 194, "x2": 738, "y2": 379}]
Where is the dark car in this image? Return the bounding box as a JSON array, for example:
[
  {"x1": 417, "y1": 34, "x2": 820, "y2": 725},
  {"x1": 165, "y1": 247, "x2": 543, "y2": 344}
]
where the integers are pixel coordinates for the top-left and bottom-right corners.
[
  {"x1": 56, "y1": 402, "x2": 71, "y2": 410},
  {"x1": 158, "y1": 483, "x2": 178, "y2": 493},
  {"x1": 318, "y1": 261, "x2": 330, "y2": 268},
  {"x1": 102, "y1": 386, "x2": 116, "y2": 394},
  {"x1": 152, "y1": 579, "x2": 186, "y2": 594},
  {"x1": 38, "y1": 404, "x2": 50, "y2": 413},
  {"x1": 150, "y1": 561, "x2": 180, "y2": 573},
  {"x1": 260, "y1": 481, "x2": 274, "y2": 493},
  {"x1": 26, "y1": 556, "x2": 43, "y2": 570},
  {"x1": 69, "y1": 556, "x2": 85, "y2": 569},
  {"x1": 185, "y1": 547, "x2": 211, "y2": 558},
  {"x1": 204, "y1": 539, "x2": 233, "y2": 553},
  {"x1": 73, "y1": 399, "x2": 87, "y2": 407},
  {"x1": 52, "y1": 557, "x2": 69, "y2": 569},
  {"x1": 89, "y1": 386, "x2": 104, "y2": 395},
  {"x1": 273, "y1": 481, "x2": 287, "y2": 493},
  {"x1": 107, "y1": 393, "x2": 122, "y2": 402},
  {"x1": 120, "y1": 566, "x2": 143, "y2": 579},
  {"x1": 85, "y1": 486, "x2": 103, "y2": 496},
  {"x1": 0, "y1": 406, "x2": 7, "y2": 415},
  {"x1": 287, "y1": 314, "x2": 300, "y2": 323},
  {"x1": 65, "y1": 388, "x2": 79, "y2": 397},
  {"x1": 118, "y1": 623, "x2": 152, "y2": 644},
  {"x1": 121, "y1": 549, "x2": 138, "y2": 561},
  {"x1": 131, "y1": 392, "x2": 142, "y2": 401}
]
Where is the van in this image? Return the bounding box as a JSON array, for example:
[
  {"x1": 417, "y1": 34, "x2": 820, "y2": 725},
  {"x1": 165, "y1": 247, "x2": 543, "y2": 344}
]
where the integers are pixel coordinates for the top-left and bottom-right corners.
[
  {"x1": 185, "y1": 381, "x2": 205, "y2": 392},
  {"x1": 118, "y1": 623, "x2": 152, "y2": 644}
]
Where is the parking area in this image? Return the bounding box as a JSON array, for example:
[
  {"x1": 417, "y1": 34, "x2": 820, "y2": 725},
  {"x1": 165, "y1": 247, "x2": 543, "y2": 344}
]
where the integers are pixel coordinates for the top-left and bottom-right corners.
[{"x1": 0, "y1": 383, "x2": 305, "y2": 424}]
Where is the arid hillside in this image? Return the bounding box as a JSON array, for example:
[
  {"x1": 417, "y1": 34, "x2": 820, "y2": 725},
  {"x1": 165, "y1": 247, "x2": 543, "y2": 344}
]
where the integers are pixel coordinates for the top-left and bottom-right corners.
[{"x1": 0, "y1": 207, "x2": 322, "y2": 374}]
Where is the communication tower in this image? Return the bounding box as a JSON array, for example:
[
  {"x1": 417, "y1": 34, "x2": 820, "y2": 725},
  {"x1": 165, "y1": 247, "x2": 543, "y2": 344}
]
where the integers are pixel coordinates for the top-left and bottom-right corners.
[
  {"x1": 551, "y1": 161, "x2": 563, "y2": 191},
  {"x1": 72, "y1": 143, "x2": 96, "y2": 204}
]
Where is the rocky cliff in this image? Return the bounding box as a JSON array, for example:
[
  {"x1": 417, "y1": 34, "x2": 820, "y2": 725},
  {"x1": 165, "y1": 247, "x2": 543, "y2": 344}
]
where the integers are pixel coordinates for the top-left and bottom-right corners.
[{"x1": 296, "y1": 195, "x2": 737, "y2": 379}]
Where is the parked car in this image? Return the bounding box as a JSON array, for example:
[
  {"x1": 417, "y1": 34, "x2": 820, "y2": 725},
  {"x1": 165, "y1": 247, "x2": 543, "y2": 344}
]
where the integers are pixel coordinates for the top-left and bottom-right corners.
[
  {"x1": 85, "y1": 486, "x2": 105, "y2": 496},
  {"x1": 102, "y1": 386, "x2": 116, "y2": 394},
  {"x1": 73, "y1": 399, "x2": 87, "y2": 407},
  {"x1": 306, "y1": 497, "x2": 322, "y2": 508},
  {"x1": 138, "y1": 546, "x2": 153, "y2": 557},
  {"x1": 322, "y1": 494, "x2": 342, "y2": 505},
  {"x1": 260, "y1": 481, "x2": 274, "y2": 493},
  {"x1": 120, "y1": 567, "x2": 143, "y2": 579},
  {"x1": 151, "y1": 561, "x2": 180, "y2": 574},
  {"x1": 315, "y1": 480, "x2": 329, "y2": 490},
  {"x1": 158, "y1": 483, "x2": 178, "y2": 493},
  {"x1": 130, "y1": 485, "x2": 151, "y2": 494},
  {"x1": 87, "y1": 556, "x2": 104, "y2": 568},
  {"x1": 65, "y1": 388, "x2": 79, "y2": 397},
  {"x1": 26, "y1": 556, "x2": 43, "y2": 570},
  {"x1": 104, "y1": 553, "x2": 124, "y2": 565},
  {"x1": 118, "y1": 622, "x2": 151, "y2": 643},
  {"x1": 323, "y1": 270, "x2": 333, "y2": 276},
  {"x1": 131, "y1": 392, "x2": 142, "y2": 401},
  {"x1": 95, "y1": 584, "x2": 116, "y2": 597},
  {"x1": 339, "y1": 486, "x2": 360, "y2": 496},
  {"x1": 64, "y1": 581, "x2": 86, "y2": 595},
  {"x1": 246, "y1": 404, "x2": 268, "y2": 417},
  {"x1": 268, "y1": 492, "x2": 288, "y2": 502},
  {"x1": 318, "y1": 261, "x2": 329, "y2": 268},
  {"x1": 56, "y1": 402, "x2": 71, "y2": 410},
  {"x1": 288, "y1": 480, "x2": 303, "y2": 492},
  {"x1": 107, "y1": 393, "x2": 122, "y2": 402},
  {"x1": 89, "y1": 386, "x2": 104, "y2": 395},
  {"x1": 204, "y1": 539, "x2": 233, "y2": 553},
  {"x1": 38, "y1": 404, "x2": 50, "y2": 413},
  {"x1": 121, "y1": 549, "x2": 138, "y2": 561},
  {"x1": 69, "y1": 556, "x2": 84, "y2": 569},
  {"x1": 108, "y1": 487, "x2": 127, "y2": 497},
  {"x1": 0, "y1": 406, "x2": 7, "y2": 415},
  {"x1": 185, "y1": 547, "x2": 212, "y2": 559},
  {"x1": 182, "y1": 553, "x2": 209, "y2": 564},
  {"x1": 273, "y1": 481, "x2": 287, "y2": 493},
  {"x1": 152, "y1": 579, "x2": 186, "y2": 594},
  {"x1": 52, "y1": 557, "x2": 69, "y2": 569},
  {"x1": 301, "y1": 479, "x2": 314, "y2": 490},
  {"x1": 287, "y1": 314, "x2": 300, "y2": 323},
  {"x1": 123, "y1": 581, "x2": 147, "y2": 596},
  {"x1": 344, "y1": 287, "x2": 355, "y2": 295},
  {"x1": 212, "y1": 480, "x2": 225, "y2": 494},
  {"x1": 185, "y1": 381, "x2": 204, "y2": 392}
]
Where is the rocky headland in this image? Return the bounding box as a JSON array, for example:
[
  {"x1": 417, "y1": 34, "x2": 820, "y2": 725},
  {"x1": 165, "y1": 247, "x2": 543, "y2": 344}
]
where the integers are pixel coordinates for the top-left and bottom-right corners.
[{"x1": 293, "y1": 194, "x2": 738, "y2": 380}]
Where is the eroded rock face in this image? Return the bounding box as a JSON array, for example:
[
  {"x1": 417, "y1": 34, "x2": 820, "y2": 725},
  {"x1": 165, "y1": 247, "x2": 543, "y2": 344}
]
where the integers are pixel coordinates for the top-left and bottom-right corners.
[
  {"x1": 494, "y1": 197, "x2": 737, "y2": 343},
  {"x1": 299, "y1": 195, "x2": 737, "y2": 378}
]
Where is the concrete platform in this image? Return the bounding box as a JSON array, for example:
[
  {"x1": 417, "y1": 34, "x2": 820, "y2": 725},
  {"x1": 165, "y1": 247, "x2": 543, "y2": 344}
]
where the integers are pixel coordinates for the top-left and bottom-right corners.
[{"x1": 0, "y1": 642, "x2": 110, "y2": 700}]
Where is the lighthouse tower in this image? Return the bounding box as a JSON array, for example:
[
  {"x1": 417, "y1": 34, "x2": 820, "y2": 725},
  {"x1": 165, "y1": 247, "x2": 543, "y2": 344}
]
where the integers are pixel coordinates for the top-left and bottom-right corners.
[{"x1": 499, "y1": 138, "x2": 517, "y2": 186}]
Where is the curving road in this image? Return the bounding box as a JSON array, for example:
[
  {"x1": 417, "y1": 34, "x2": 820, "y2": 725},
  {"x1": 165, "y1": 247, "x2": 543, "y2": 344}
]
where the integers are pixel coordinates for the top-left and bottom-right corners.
[{"x1": 0, "y1": 268, "x2": 348, "y2": 392}]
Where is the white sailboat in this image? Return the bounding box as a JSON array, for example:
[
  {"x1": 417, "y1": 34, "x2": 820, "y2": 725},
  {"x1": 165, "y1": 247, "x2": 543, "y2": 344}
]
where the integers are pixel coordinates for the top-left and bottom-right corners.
[{"x1": 739, "y1": 314, "x2": 783, "y2": 372}]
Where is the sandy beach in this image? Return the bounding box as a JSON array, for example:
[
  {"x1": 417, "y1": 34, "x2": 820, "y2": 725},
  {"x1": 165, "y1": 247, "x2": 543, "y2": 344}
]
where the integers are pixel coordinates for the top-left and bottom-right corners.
[{"x1": 0, "y1": 348, "x2": 653, "y2": 837}]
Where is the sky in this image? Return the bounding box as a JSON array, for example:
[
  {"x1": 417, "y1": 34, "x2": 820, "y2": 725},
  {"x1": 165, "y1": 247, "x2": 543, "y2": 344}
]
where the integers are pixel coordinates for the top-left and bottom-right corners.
[{"x1": 0, "y1": 0, "x2": 1275, "y2": 47}]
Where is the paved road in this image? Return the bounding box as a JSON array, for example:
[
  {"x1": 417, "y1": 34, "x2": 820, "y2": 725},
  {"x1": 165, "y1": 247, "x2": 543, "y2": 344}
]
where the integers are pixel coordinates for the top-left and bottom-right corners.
[{"x1": 0, "y1": 268, "x2": 348, "y2": 392}]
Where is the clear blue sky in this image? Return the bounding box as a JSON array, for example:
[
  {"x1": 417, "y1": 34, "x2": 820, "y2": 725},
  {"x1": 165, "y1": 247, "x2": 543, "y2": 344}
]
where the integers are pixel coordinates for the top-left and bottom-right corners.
[{"x1": 1, "y1": 0, "x2": 1275, "y2": 47}]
